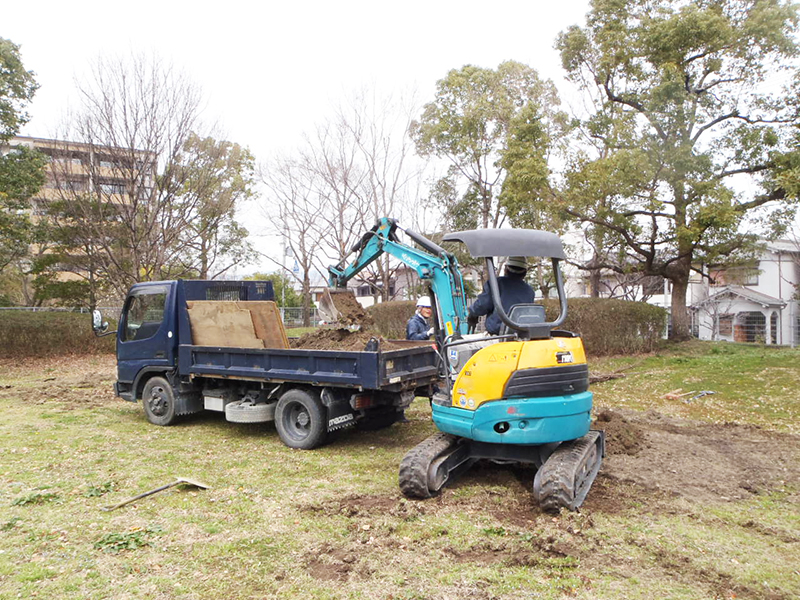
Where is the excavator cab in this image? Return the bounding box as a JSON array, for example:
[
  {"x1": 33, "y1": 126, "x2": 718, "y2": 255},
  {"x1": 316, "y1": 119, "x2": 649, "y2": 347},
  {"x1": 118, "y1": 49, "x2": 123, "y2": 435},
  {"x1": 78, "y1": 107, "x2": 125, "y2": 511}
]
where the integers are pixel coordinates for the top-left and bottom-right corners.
[{"x1": 400, "y1": 227, "x2": 605, "y2": 512}]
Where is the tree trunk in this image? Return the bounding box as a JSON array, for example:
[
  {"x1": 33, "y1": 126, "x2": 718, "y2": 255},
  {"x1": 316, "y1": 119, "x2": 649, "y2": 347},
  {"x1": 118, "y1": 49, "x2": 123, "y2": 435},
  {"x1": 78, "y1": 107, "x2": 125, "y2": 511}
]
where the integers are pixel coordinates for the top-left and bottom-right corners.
[
  {"x1": 589, "y1": 269, "x2": 601, "y2": 298},
  {"x1": 302, "y1": 272, "x2": 311, "y2": 327},
  {"x1": 669, "y1": 274, "x2": 692, "y2": 341}
]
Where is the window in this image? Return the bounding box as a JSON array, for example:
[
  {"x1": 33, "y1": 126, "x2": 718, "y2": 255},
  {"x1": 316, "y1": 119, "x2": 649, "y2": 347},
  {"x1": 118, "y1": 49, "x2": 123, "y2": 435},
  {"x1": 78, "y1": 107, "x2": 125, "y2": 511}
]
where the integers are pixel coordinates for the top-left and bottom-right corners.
[
  {"x1": 711, "y1": 266, "x2": 759, "y2": 286},
  {"x1": 122, "y1": 289, "x2": 167, "y2": 342},
  {"x1": 99, "y1": 182, "x2": 126, "y2": 195}
]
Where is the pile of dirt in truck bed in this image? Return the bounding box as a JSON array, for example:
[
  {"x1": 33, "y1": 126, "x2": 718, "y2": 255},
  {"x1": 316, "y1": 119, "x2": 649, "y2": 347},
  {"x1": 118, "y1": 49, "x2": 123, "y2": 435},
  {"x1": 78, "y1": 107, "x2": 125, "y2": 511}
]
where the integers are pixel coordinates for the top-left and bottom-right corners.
[
  {"x1": 289, "y1": 327, "x2": 419, "y2": 351},
  {"x1": 325, "y1": 291, "x2": 375, "y2": 329}
]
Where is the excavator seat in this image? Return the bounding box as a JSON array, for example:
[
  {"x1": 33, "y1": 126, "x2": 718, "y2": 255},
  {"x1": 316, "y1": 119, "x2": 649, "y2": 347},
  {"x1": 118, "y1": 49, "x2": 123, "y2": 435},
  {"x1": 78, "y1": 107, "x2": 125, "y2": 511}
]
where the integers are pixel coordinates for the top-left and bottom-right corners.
[{"x1": 499, "y1": 304, "x2": 546, "y2": 336}]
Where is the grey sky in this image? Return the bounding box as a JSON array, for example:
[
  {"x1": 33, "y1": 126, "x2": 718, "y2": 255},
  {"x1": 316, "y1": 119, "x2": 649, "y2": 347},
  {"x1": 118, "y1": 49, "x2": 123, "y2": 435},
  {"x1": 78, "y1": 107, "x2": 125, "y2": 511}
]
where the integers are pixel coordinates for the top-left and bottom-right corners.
[{"x1": 6, "y1": 0, "x2": 591, "y2": 271}]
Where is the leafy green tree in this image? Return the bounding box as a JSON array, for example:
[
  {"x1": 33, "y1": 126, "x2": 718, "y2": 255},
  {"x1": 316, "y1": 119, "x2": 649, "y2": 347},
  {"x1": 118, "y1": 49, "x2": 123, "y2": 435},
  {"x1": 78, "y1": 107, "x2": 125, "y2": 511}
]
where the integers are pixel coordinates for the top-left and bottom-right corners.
[
  {"x1": 0, "y1": 37, "x2": 37, "y2": 140},
  {"x1": 552, "y1": 0, "x2": 800, "y2": 339},
  {"x1": 0, "y1": 38, "x2": 46, "y2": 286},
  {"x1": 246, "y1": 271, "x2": 302, "y2": 307},
  {"x1": 411, "y1": 61, "x2": 567, "y2": 231},
  {"x1": 0, "y1": 146, "x2": 46, "y2": 274},
  {"x1": 173, "y1": 133, "x2": 256, "y2": 279}
]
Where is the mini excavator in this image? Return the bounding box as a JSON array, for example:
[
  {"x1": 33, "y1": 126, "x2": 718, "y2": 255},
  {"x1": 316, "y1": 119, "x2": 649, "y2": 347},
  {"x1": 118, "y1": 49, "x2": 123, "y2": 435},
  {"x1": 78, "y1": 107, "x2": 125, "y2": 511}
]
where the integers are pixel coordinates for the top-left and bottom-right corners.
[{"x1": 327, "y1": 218, "x2": 604, "y2": 511}]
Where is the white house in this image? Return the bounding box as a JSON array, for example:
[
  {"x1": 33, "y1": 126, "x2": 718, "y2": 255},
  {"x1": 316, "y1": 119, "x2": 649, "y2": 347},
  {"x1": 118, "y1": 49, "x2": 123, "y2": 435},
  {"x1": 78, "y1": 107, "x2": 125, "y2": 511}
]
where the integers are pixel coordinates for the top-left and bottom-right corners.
[
  {"x1": 575, "y1": 240, "x2": 800, "y2": 346},
  {"x1": 690, "y1": 240, "x2": 799, "y2": 345}
]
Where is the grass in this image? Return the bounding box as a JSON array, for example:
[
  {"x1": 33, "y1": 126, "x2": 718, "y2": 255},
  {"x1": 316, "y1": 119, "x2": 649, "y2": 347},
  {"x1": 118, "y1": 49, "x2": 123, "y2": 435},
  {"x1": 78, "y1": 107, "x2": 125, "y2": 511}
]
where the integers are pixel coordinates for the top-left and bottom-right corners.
[
  {"x1": 0, "y1": 342, "x2": 797, "y2": 599},
  {"x1": 590, "y1": 340, "x2": 800, "y2": 433}
]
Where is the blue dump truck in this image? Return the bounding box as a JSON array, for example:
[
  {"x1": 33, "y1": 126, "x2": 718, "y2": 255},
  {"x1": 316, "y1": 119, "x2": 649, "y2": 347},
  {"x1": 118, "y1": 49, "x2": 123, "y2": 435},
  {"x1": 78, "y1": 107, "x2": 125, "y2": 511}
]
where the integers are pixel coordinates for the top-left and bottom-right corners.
[{"x1": 93, "y1": 279, "x2": 438, "y2": 449}]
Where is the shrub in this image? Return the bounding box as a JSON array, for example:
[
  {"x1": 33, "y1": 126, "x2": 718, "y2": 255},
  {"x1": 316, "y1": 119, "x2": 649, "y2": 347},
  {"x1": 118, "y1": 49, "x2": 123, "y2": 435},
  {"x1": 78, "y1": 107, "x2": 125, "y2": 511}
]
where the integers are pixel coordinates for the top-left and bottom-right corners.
[
  {"x1": 543, "y1": 297, "x2": 667, "y2": 356},
  {"x1": 0, "y1": 311, "x2": 116, "y2": 358},
  {"x1": 366, "y1": 300, "x2": 416, "y2": 339}
]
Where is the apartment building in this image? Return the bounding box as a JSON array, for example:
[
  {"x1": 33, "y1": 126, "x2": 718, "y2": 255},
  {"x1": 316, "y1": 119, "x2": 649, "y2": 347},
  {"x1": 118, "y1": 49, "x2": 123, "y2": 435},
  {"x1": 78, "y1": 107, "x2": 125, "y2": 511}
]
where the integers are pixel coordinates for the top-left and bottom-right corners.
[{"x1": 5, "y1": 135, "x2": 154, "y2": 217}]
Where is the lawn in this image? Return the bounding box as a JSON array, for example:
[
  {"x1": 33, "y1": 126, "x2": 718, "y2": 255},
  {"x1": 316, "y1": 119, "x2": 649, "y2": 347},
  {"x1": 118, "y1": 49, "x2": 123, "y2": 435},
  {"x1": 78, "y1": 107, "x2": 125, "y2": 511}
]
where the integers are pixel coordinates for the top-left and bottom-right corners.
[{"x1": 0, "y1": 341, "x2": 797, "y2": 599}]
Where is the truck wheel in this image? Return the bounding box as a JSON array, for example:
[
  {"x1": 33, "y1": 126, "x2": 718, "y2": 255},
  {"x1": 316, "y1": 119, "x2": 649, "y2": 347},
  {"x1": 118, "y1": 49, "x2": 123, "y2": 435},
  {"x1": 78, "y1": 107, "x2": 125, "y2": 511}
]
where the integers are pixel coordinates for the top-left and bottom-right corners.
[
  {"x1": 142, "y1": 376, "x2": 178, "y2": 426},
  {"x1": 275, "y1": 389, "x2": 327, "y2": 449}
]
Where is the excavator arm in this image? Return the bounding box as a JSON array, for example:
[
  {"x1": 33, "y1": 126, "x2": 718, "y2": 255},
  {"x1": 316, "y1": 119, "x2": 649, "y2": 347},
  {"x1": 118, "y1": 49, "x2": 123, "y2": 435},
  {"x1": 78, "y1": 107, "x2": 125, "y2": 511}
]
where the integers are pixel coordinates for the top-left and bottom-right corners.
[{"x1": 327, "y1": 218, "x2": 470, "y2": 339}]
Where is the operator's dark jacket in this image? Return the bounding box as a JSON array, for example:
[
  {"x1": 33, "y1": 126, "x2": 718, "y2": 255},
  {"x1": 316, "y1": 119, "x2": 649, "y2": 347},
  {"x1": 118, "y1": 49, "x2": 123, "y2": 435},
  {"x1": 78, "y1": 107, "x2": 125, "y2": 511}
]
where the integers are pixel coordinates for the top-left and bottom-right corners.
[
  {"x1": 469, "y1": 272, "x2": 535, "y2": 335},
  {"x1": 406, "y1": 313, "x2": 430, "y2": 340}
]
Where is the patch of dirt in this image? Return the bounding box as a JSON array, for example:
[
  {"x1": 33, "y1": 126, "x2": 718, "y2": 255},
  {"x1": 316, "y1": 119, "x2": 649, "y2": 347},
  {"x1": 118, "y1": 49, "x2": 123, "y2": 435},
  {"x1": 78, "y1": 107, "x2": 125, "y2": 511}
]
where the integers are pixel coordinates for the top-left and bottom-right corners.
[
  {"x1": 592, "y1": 408, "x2": 800, "y2": 506},
  {"x1": 304, "y1": 541, "x2": 356, "y2": 582},
  {"x1": 0, "y1": 355, "x2": 117, "y2": 408},
  {"x1": 592, "y1": 409, "x2": 646, "y2": 456}
]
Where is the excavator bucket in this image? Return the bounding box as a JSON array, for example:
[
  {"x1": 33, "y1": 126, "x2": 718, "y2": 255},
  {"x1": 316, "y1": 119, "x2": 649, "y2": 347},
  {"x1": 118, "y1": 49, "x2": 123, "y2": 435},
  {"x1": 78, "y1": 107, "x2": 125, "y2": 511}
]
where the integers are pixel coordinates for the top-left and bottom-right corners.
[
  {"x1": 318, "y1": 289, "x2": 372, "y2": 329},
  {"x1": 318, "y1": 288, "x2": 347, "y2": 322}
]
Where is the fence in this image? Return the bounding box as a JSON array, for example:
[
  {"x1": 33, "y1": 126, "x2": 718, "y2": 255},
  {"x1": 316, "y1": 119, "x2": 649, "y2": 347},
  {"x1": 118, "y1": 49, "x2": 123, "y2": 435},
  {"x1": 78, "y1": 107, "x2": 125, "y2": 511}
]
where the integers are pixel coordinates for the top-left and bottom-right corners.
[
  {"x1": 0, "y1": 306, "x2": 122, "y2": 314},
  {"x1": 280, "y1": 307, "x2": 323, "y2": 328}
]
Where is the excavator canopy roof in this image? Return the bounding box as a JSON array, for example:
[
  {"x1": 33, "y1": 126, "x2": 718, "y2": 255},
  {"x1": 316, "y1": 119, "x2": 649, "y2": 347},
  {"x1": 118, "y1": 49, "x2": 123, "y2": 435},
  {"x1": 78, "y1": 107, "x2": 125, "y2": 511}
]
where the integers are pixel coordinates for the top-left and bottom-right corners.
[{"x1": 442, "y1": 228, "x2": 566, "y2": 260}]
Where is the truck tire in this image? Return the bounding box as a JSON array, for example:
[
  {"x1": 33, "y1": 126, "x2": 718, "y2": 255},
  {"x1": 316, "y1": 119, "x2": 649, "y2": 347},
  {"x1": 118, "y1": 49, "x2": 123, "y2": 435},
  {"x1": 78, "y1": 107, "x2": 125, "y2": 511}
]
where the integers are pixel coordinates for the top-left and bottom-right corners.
[
  {"x1": 142, "y1": 376, "x2": 178, "y2": 426},
  {"x1": 275, "y1": 389, "x2": 327, "y2": 450}
]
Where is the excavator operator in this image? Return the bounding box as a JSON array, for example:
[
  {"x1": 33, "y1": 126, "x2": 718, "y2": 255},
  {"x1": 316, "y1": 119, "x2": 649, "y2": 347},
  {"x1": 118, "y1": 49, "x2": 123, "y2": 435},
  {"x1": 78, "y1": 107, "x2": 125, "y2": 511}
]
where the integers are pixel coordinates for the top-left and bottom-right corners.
[{"x1": 467, "y1": 256, "x2": 534, "y2": 335}]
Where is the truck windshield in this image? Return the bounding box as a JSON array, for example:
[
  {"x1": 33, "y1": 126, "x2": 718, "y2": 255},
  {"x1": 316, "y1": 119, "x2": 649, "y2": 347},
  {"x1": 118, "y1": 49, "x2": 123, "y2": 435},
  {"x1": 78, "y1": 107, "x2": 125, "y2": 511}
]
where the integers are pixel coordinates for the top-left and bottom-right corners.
[{"x1": 122, "y1": 289, "x2": 168, "y2": 342}]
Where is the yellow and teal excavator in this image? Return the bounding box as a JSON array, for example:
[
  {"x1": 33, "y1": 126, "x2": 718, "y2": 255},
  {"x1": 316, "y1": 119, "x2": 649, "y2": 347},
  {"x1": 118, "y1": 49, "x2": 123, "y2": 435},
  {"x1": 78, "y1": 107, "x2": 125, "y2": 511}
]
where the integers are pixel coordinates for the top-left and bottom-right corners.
[{"x1": 327, "y1": 218, "x2": 604, "y2": 511}]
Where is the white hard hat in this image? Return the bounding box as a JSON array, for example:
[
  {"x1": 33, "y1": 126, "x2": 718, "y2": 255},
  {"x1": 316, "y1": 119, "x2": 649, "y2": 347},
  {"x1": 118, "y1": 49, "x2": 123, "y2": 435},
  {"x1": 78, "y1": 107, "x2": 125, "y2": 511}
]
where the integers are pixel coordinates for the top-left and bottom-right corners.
[
  {"x1": 416, "y1": 295, "x2": 432, "y2": 308},
  {"x1": 506, "y1": 256, "x2": 528, "y2": 270}
]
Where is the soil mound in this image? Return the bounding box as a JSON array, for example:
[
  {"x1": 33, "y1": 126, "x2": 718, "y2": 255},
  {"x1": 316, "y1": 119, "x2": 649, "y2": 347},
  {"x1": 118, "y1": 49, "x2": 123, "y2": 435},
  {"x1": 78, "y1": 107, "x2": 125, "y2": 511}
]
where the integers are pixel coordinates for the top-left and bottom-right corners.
[
  {"x1": 323, "y1": 291, "x2": 375, "y2": 329},
  {"x1": 593, "y1": 409, "x2": 645, "y2": 456},
  {"x1": 289, "y1": 328, "x2": 409, "y2": 351}
]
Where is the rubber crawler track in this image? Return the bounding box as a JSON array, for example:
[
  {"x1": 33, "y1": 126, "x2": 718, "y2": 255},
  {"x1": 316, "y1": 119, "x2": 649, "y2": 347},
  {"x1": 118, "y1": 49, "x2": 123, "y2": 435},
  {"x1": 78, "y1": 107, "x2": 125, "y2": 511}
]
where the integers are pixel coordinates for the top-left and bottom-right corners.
[
  {"x1": 535, "y1": 432, "x2": 602, "y2": 513},
  {"x1": 399, "y1": 432, "x2": 459, "y2": 499}
]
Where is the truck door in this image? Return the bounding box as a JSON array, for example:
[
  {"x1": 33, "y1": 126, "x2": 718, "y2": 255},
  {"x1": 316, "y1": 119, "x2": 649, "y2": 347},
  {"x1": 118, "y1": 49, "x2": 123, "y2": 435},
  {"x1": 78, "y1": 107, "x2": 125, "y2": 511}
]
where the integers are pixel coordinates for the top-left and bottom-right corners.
[{"x1": 117, "y1": 283, "x2": 175, "y2": 389}]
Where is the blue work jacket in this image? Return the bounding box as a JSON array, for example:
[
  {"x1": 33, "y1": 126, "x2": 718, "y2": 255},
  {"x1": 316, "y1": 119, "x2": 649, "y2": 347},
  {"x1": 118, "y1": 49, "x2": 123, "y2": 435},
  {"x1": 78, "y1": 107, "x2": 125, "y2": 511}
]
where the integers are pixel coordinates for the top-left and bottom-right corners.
[
  {"x1": 469, "y1": 273, "x2": 535, "y2": 335},
  {"x1": 406, "y1": 313, "x2": 431, "y2": 340}
]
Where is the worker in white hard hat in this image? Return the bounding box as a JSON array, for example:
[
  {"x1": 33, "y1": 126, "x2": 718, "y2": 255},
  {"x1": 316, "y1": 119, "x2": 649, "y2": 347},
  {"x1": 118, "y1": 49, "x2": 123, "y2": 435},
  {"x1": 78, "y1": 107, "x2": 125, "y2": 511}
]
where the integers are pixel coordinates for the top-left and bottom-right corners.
[
  {"x1": 406, "y1": 295, "x2": 435, "y2": 340},
  {"x1": 468, "y1": 256, "x2": 534, "y2": 335}
]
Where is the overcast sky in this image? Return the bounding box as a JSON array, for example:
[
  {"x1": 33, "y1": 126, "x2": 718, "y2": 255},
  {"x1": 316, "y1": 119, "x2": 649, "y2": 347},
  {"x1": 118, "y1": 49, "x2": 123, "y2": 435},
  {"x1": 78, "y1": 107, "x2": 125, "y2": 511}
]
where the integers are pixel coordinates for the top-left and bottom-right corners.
[{"x1": 6, "y1": 0, "x2": 591, "y2": 272}]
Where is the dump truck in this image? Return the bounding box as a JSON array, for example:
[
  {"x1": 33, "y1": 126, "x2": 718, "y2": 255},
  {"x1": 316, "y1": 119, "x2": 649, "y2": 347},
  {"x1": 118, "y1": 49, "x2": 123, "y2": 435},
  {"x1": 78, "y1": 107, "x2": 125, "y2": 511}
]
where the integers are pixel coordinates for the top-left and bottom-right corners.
[{"x1": 93, "y1": 279, "x2": 437, "y2": 449}]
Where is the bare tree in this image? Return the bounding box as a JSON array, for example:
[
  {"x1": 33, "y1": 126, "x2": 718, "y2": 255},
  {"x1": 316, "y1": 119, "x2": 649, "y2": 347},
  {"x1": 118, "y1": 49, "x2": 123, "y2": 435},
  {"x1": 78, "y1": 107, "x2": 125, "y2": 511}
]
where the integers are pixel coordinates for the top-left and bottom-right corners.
[
  {"x1": 262, "y1": 89, "x2": 429, "y2": 312},
  {"x1": 260, "y1": 155, "x2": 325, "y2": 326},
  {"x1": 42, "y1": 52, "x2": 242, "y2": 300}
]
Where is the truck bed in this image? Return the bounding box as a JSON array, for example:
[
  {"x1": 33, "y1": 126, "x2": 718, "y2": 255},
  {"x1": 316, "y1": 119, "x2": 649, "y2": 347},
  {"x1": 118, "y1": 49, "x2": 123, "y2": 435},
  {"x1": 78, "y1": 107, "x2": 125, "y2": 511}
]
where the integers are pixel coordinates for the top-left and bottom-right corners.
[{"x1": 178, "y1": 341, "x2": 438, "y2": 392}]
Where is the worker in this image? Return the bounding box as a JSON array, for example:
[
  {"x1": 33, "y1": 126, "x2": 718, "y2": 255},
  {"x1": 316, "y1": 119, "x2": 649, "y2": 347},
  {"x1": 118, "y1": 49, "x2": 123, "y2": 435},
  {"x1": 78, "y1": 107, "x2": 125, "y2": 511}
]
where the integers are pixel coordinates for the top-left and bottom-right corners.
[
  {"x1": 406, "y1": 296, "x2": 435, "y2": 340},
  {"x1": 468, "y1": 256, "x2": 535, "y2": 335}
]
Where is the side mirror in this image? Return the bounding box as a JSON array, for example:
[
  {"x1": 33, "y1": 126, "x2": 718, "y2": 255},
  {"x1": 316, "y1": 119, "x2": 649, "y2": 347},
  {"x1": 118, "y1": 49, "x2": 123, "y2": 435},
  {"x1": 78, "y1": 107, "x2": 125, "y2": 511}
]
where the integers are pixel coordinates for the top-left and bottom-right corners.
[{"x1": 92, "y1": 309, "x2": 109, "y2": 334}]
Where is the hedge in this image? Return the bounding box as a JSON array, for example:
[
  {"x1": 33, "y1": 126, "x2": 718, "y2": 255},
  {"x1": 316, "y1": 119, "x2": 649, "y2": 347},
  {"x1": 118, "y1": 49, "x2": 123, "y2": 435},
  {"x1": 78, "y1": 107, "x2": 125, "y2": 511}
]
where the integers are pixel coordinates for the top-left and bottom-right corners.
[
  {"x1": 0, "y1": 311, "x2": 116, "y2": 358},
  {"x1": 367, "y1": 297, "x2": 666, "y2": 356},
  {"x1": 543, "y1": 297, "x2": 667, "y2": 356},
  {"x1": 366, "y1": 300, "x2": 417, "y2": 340}
]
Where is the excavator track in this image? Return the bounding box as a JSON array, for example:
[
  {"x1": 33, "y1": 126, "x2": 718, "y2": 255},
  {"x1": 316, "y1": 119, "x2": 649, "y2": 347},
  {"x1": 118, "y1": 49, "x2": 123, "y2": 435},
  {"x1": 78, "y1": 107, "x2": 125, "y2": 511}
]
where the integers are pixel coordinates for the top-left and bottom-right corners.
[
  {"x1": 399, "y1": 432, "x2": 467, "y2": 499},
  {"x1": 533, "y1": 430, "x2": 604, "y2": 512}
]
